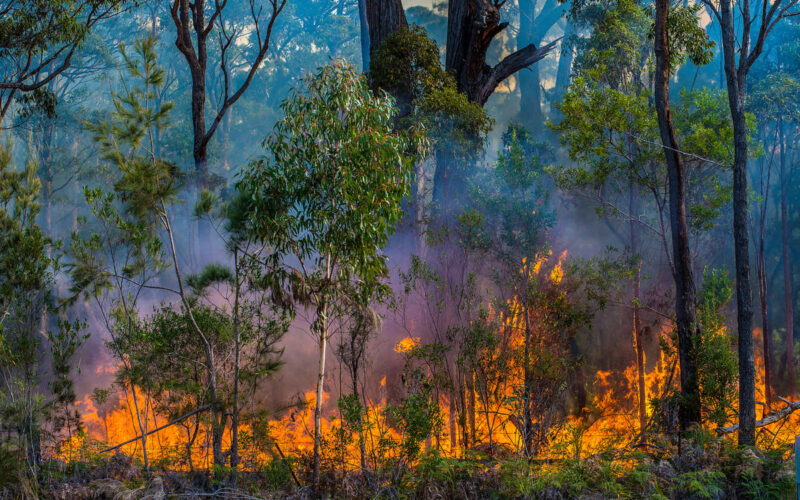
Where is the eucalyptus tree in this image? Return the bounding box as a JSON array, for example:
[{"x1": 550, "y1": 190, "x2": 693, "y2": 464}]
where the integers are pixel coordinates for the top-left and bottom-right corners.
[
  {"x1": 653, "y1": 0, "x2": 714, "y2": 431},
  {"x1": 168, "y1": 0, "x2": 287, "y2": 184},
  {"x1": 699, "y1": 0, "x2": 799, "y2": 448},
  {"x1": 553, "y1": 0, "x2": 723, "y2": 436},
  {"x1": 750, "y1": 73, "x2": 800, "y2": 397},
  {"x1": 238, "y1": 61, "x2": 423, "y2": 495},
  {"x1": 0, "y1": 0, "x2": 127, "y2": 124}
]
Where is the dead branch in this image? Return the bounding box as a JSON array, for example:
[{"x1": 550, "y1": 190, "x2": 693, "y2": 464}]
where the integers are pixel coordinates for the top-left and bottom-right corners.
[
  {"x1": 715, "y1": 399, "x2": 800, "y2": 435},
  {"x1": 99, "y1": 404, "x2": 211, "y2": 454},
  {"x1": 272, "y1": 440, "x2": 301, "y2": 487}
]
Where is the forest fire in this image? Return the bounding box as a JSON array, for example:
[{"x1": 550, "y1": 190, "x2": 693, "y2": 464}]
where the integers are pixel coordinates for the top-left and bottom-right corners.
[
  {"x1": 4, "y1": 0, "x2": 800, "y2": 497},
  {"x1": 57, "y1": 312, "x2": 800, "y2": 479}
]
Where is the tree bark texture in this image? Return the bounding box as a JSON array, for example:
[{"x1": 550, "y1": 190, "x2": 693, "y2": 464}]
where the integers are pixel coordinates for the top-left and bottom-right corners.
[{"x1": 653, "y1": 0, "x2": 701, "y2": 429}]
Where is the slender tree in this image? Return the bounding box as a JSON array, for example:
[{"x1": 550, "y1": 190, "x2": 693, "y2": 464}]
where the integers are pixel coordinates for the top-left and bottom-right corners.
[
  {"x1": 653, "y1": 0, "x2": 711, "y2": 430},
  {"x1": 699, "y1": 0, "x2": 799, "y2": 447},
  {"x1": 238, "y1": 61, "x2": 422, "y2": 495},
  {"x1": 169, "y1": 0, "x2": 287, "y2": 183}
]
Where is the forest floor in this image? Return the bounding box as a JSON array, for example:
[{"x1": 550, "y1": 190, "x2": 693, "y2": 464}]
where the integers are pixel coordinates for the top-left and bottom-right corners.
[{"x1": 19, "y1": 436, "x2": 797, "y2": 500}]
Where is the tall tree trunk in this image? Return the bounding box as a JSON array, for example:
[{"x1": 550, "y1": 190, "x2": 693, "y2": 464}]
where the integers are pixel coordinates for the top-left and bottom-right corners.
[
  {"x1": 365, "y1": 0, "x2": 407, "y2": 59},
  {"x1": 231, "y1": 250, "x2": 242, "y2": 476},
  {"x1": 445, "y1": 0, "x2": 558, "y2": 106},
  {"x1": 779, "y1": 115, "x2": 795, "y2": 394},
  {"x1": 719, "y1": 0, "x2": 755, "y2": 446},
  {"x1": 653, "y1": 0, "x2": 701, "y2": 430},
  {"x1": 758, "y1": 236, "x2": 772, "y2": 409},
  {"x1": 755, "y1": 145, "x2": 772, "y2": 409}
]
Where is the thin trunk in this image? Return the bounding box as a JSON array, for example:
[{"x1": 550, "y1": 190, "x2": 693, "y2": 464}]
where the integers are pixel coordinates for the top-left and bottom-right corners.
[
  {"x1": 458, "y1": 369, "x2": 469, "y2": 452},
  {"x1": 718, "y1": 0, "x2": 755, "y2": 443},
  {"x1": 653, "y1": 0, "x2": 701, "y2": 430},
  {"x1": 630, "y1": 183, "x2": 646, "y2": 439},
  {"x1": 467, "y1": 371, "x2": 476, "y2": 446},
  {"x1": 231, "y1": 249, "x2": 242, "y2": 476},
  {"x1": 779, "y1": 115, "x2": 795, "y2": 394},
  {"x1": 312, "y1": 252, "x2": 332, "y2": 496},
  {"x1": 521, "y1": 285, "x2": 534, "y2": 457},
  {"x1": 758, "y1": 238, "x2": 772, "y2": 409},
  {"x1": 129, "y1": 383, "x2": 150, "y2": 475}
]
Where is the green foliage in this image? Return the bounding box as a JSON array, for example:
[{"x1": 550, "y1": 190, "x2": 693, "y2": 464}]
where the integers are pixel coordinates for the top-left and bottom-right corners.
[
  {"x1": 475, "y1": 125, "x2": 553, "y2": 266},
  {"x1": 0, "y1": 140, "x2": 87, "y2": 469},
  {"x1": 370, "y1": 25, "x2": 492, "y2": 165},
  {"x1": 673, "y1": 471, "x2": 725, "y2": 499},
  {"x1": 0, "y1": 143, "x2": 49, "y2": 336},
  {"x1": 386, "y1": 384, "x2": 443, "y2": 461},
  {"x1": 369, "y1": 25, "x2": 447, "y2": 116},
  {"x1": 750, "y1": 71, "x2": 800, "y2": 122},
  {"x1": 0, "y1": 0, "x2": 129, "y2": 121},
  {"x1": 663, "y1": 2, "x2": 715, "y2": 69},
  {"x1": 85, "y1": 35, "x2": 178, "y2": 225},
  {"x1": 696, "y1": 268, "x2": 737, "y2": 427},
  {"x1": 239, "y1": 60, "x2": 423, "y2": 304},
  {"x1": 186, "y1": 264, "x2": 234, "y2": 295}
]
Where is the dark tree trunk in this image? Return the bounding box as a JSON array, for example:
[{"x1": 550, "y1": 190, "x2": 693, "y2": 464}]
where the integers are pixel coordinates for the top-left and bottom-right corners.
[
  {"x1": 445, "y1": 0, "x2": 558, "y2": 106},
  {"x1": 365, "y1": 0, "x2": 407, "y2": 61},
  {"x1": 358, "y1": 0, "x2": 371, "y2": 71},
  {"x1": 758, "y1": 235, "x2": 772, "y2": 409},
  {"x1": 719, "y1": 0, "x2": 756, "y2": 446},
  {"x1": 171, "y1": 0, "x2": 285, "y2": 186},
  {"x1": 653, "y1": 0, "x2": 701, "y2": 429},
  {"x1": 779, "y1": 115, "x2": 795, "y2": 394},
  {"x1": 231, "y1": 251, "x2": 242, "y2": 475}
]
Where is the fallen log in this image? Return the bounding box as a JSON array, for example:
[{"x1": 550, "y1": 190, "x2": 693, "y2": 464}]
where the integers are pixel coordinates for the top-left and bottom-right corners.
[
  {"x1": 99, "y1": 404, "x2": 212, "y2": 454},
  {"x1": 716, "y1": 400, "x2": 800, "y2": 435}
]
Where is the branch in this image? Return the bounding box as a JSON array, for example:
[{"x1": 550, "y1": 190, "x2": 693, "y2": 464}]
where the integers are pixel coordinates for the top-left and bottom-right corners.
[
  {"x1": 202, "y1": 0, "x2": 287, "y2": 149},
  {"x1": 715, "y1": 399, "x2": 800, "y2": 434},
  {"x1": 99, "y1": 404, "x2": 212, "y2": 453},
  {"x1": 477, "y1": 37, "x2": 560, "y2": 105}
]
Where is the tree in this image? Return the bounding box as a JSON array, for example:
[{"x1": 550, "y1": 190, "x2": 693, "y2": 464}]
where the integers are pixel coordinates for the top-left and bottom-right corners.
[
  {"x1": 653, "y1": 0, "x2": 713, "y2": 431},
  {"x1": 74, "y1": 35, "x2": 288, "y2": 472},
  {"x1": 0, "y1": 0, "x2": 127, "y2": 124},
  {"x1": 0, "y1": 143, "x2": 88, "y2": 473},
  {"x1": 750, "y1": 73, "x2": 800, "y2": 397},
  {"x1": 238, "y1": 61, "x2": 423, "y2": 495},
  {"x1": 169, "y1": 0, "x2": 287, "y2": 184},
  {"x1": 698, "y1": 0, "x2": 799, "y2": 447},
  {"x1": 552, "y1": 0, "x2": 720, "y2": 436},
  {"x1": 445, "y1": 0, "x2": 560, "y2": 106}
]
